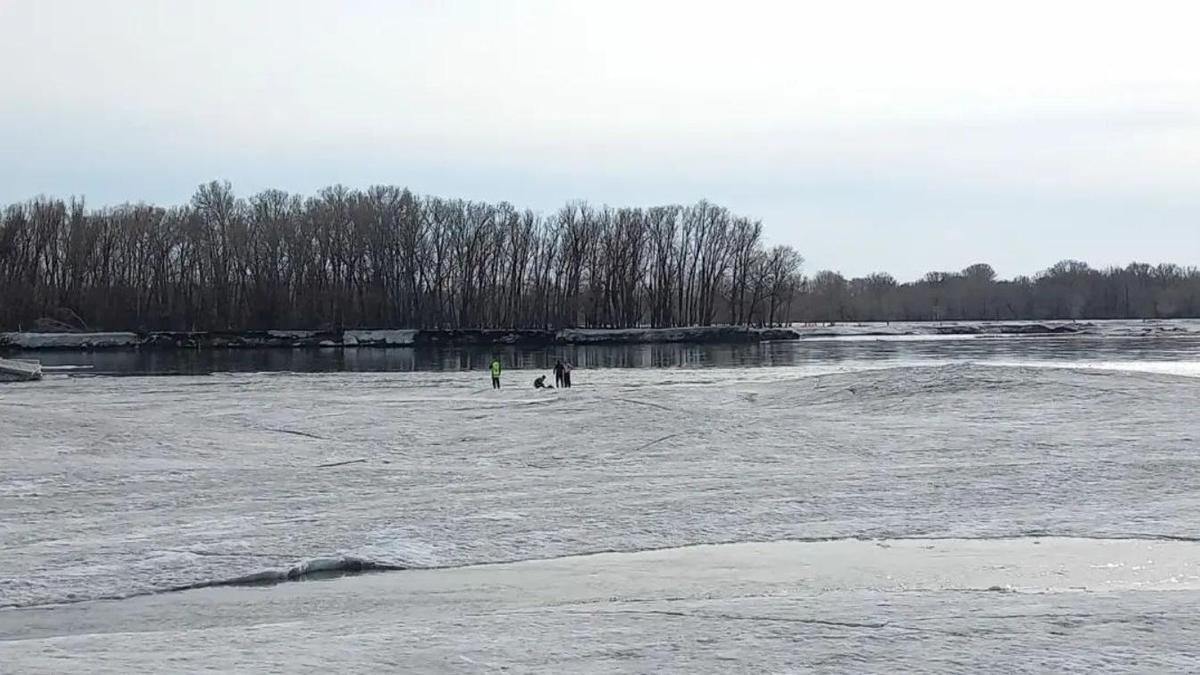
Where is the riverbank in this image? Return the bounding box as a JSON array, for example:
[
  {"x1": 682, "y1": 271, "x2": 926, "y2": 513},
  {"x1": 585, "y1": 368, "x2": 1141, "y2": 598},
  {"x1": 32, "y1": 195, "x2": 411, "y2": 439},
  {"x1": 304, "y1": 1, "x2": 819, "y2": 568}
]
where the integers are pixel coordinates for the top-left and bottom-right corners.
[{"x1": 2, "y1": 320, "x2": 1187, "y2": 351}]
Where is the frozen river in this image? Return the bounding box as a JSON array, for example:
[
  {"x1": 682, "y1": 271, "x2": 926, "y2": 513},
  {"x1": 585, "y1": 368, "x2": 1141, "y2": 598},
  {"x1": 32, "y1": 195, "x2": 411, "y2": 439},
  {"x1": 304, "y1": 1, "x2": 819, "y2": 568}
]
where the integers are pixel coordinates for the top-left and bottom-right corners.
[{"x1": 2, "y1": 331, "x2": 1199, "y2": 672}]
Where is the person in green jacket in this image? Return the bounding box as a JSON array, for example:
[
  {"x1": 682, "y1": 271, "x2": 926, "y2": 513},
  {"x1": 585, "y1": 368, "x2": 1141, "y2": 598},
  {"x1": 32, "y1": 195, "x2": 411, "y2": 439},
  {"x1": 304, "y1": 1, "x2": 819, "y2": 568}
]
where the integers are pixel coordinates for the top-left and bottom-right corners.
[{"x1": 489, "y1": 356, "x2": 502, "y2": 389}]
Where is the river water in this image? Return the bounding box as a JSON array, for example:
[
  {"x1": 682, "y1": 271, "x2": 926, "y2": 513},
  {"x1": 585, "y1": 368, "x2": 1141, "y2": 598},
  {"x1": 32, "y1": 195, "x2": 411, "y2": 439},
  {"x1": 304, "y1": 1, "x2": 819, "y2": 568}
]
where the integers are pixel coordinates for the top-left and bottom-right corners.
[{"x1": 13, "y1": 332, "x2": 1200, "y2": 376}]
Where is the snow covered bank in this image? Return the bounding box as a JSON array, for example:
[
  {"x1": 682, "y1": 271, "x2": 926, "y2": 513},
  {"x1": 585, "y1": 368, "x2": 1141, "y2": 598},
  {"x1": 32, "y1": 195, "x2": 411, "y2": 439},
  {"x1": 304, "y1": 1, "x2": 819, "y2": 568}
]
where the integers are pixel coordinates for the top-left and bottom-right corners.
[
  {"x1": 791, "y1": 321, "x2": 1090, "y2": 338},
  {"x1": 0, "y1": 332, "x2": 139, "y2": 349},
  {"x1": 343, "y1": 329, "x2": 418, "y2": 346},
  {"x1": 10, "y1": 320, "x2": 1186, "y2": 351},
  {"x1": 3, "y1": 326, "x2": 785, "y2": 349},
  {"x1": 790, "y1": 319, "x2": 1200, "y2": 339},
  {"x1": 2, "y1": 538, "x2": 1198, "y2": 673},
  {"x1": 557, "y1": 326, "x2": 798, "y2": 343},
  {"x1": 141, "y1": 330, "x2": 342, "y2": 348}
]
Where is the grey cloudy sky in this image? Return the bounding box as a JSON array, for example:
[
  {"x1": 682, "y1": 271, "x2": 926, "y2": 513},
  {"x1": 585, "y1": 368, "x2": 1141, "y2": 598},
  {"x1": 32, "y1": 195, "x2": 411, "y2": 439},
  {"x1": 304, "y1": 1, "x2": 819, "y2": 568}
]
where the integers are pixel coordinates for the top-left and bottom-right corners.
[{"x1": 2, "y1": 0, "x2": 1198, "y2": 280}]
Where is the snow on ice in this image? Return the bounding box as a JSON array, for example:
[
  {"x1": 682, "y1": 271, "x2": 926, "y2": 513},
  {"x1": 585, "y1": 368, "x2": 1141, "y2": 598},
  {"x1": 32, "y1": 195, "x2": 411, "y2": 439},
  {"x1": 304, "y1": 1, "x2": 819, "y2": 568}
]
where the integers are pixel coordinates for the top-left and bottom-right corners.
[{"x1": 2, "y1": 358, "x2": 1200, "y2": 671}]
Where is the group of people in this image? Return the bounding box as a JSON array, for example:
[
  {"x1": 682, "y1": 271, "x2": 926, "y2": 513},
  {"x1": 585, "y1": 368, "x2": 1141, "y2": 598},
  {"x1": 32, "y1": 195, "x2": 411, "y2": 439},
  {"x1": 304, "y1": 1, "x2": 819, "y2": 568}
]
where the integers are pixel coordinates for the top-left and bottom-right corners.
[
  {"x1": 533, "y1": 360, "x2": 572, "y2": 389},
  {"x1": 543, "y1": 360, "x2": 573, "y2": 388},
  {"x1": 487, "y1": 356, "x2": 572, "y2": 390}
]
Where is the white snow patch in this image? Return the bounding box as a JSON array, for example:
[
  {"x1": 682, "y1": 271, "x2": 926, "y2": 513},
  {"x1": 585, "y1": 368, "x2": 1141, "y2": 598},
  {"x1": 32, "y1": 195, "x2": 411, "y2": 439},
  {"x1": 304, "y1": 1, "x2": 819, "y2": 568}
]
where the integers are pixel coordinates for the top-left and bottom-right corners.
[
  {"x1": 0, "y1": 357, "x2": 42, "y2": 381},
  {"x1": 2, "y1": 538, "x2": 1199, "y2": 672},
  {"x1": 343, "y1": 329, "x2": 418, "y2": 346},
  {"x1": 1, "y1": 332, "x2": 139, "y2": 349}
]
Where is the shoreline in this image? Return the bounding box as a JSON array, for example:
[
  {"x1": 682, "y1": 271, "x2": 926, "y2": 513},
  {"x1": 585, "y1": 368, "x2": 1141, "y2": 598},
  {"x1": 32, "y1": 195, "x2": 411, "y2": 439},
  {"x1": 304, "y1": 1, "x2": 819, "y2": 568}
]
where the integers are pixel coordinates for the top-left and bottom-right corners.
[
  {"x1": 0, "y1": 322, "x2": 1116, "y2": 351},
  {"x1": 0, "y1": 321, "x2": 1147, "y2": 351}
]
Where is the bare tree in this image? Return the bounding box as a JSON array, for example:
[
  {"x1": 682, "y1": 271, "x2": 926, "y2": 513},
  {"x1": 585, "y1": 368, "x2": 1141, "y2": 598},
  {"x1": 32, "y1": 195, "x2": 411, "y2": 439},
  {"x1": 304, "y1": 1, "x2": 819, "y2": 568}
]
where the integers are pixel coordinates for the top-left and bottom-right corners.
[{"x1": 4, "y1": 183, "x2": 1199, "y2": 332}]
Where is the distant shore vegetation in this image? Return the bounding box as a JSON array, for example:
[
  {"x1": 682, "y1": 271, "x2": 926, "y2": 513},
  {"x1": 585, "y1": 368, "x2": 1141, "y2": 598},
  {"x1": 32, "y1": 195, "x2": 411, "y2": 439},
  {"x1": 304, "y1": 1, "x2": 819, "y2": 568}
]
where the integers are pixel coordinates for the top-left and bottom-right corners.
[{"x1": 2, "y1": 181, "x2": 1197, "y2": 331}]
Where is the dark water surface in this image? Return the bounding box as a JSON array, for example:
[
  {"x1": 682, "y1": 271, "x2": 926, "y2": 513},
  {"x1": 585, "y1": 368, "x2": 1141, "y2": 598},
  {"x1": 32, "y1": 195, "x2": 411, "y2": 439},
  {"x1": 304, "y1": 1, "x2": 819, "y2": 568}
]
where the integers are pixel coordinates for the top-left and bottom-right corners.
[{"x1": 12, "y1": 334, "x2": 1200, "y2": 375}]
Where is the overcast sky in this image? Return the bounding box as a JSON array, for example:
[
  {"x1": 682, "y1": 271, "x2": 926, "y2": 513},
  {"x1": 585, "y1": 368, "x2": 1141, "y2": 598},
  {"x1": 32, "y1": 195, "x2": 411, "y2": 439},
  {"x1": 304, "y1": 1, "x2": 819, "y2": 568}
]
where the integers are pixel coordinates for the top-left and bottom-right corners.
[{"x1": 2, "y1": 0, "x2": 1198, "y2": 280}]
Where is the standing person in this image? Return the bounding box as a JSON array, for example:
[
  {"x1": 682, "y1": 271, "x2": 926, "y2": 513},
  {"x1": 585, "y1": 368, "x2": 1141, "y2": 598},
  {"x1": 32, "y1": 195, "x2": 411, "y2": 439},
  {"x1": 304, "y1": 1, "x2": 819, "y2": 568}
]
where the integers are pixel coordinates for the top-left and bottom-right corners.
[
  {"x1": 489, "y1": 356, "x2": 502, "y2": 389},
  {"x1": 562, "y1": 360, "x2": 573, "y2": 388},
  {"x1": 553, "y1": 360, "x2": 565, "y2": 388}
]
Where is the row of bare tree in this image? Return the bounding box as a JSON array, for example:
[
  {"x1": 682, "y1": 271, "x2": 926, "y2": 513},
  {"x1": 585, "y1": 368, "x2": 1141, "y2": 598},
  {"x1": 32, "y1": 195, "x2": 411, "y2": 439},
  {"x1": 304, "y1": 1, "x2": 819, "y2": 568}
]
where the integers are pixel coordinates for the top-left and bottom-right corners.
[
  {"x1": 4, "y1": 182, "x2": 1196, "y2": 331},
  {"x1": 0, "y1": 182, "x2": 804, "y2": 331},
  {"x1": 796, "y1": 261, "x2": 1200, "y2": 322}
]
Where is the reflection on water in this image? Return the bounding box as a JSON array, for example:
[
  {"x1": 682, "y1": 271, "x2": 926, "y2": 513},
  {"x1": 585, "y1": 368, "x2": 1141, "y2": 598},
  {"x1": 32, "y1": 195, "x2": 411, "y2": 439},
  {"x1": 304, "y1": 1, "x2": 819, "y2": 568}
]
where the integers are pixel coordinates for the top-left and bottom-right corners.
[{"x1": 11, "y1": 335, "x2": 1200, "y2": 375}]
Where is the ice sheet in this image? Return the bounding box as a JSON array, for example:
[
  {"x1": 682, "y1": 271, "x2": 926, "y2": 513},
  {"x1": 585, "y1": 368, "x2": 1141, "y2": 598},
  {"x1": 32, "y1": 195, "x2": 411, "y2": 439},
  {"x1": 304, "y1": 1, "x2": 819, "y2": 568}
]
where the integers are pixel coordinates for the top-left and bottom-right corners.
[
  {"x1": 2, "y1": 538, "x2": 1199, "y2": 673},
  {"x1": 3, "y1": 363, "x2": 1199, "y2": 610}
]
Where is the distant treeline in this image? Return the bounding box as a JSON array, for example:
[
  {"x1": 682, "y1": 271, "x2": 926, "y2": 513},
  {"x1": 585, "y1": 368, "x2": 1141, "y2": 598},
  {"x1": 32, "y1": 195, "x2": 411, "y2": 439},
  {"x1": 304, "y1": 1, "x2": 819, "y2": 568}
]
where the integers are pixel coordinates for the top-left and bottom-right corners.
[
  {"x1": 1, "y1": 181, "x2": 1197, "y2": 331},
  {"x1": 801, "y1": 261, "x2": 1200, "y2": 323}
]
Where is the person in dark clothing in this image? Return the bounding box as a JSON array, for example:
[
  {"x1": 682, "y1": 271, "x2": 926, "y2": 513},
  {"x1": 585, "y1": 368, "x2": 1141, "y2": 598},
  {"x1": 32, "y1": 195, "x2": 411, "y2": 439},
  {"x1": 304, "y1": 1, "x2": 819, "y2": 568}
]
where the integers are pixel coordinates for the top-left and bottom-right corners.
[
  {"x1": 533, "y1": 374, "x2": 552, "y2": 389},
  {"x1": 553, "y1": 360, "x2": 565, "y2": 388},
  {"x1": 562, "y1": 361, "x2": 573, "y2": 388}
]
